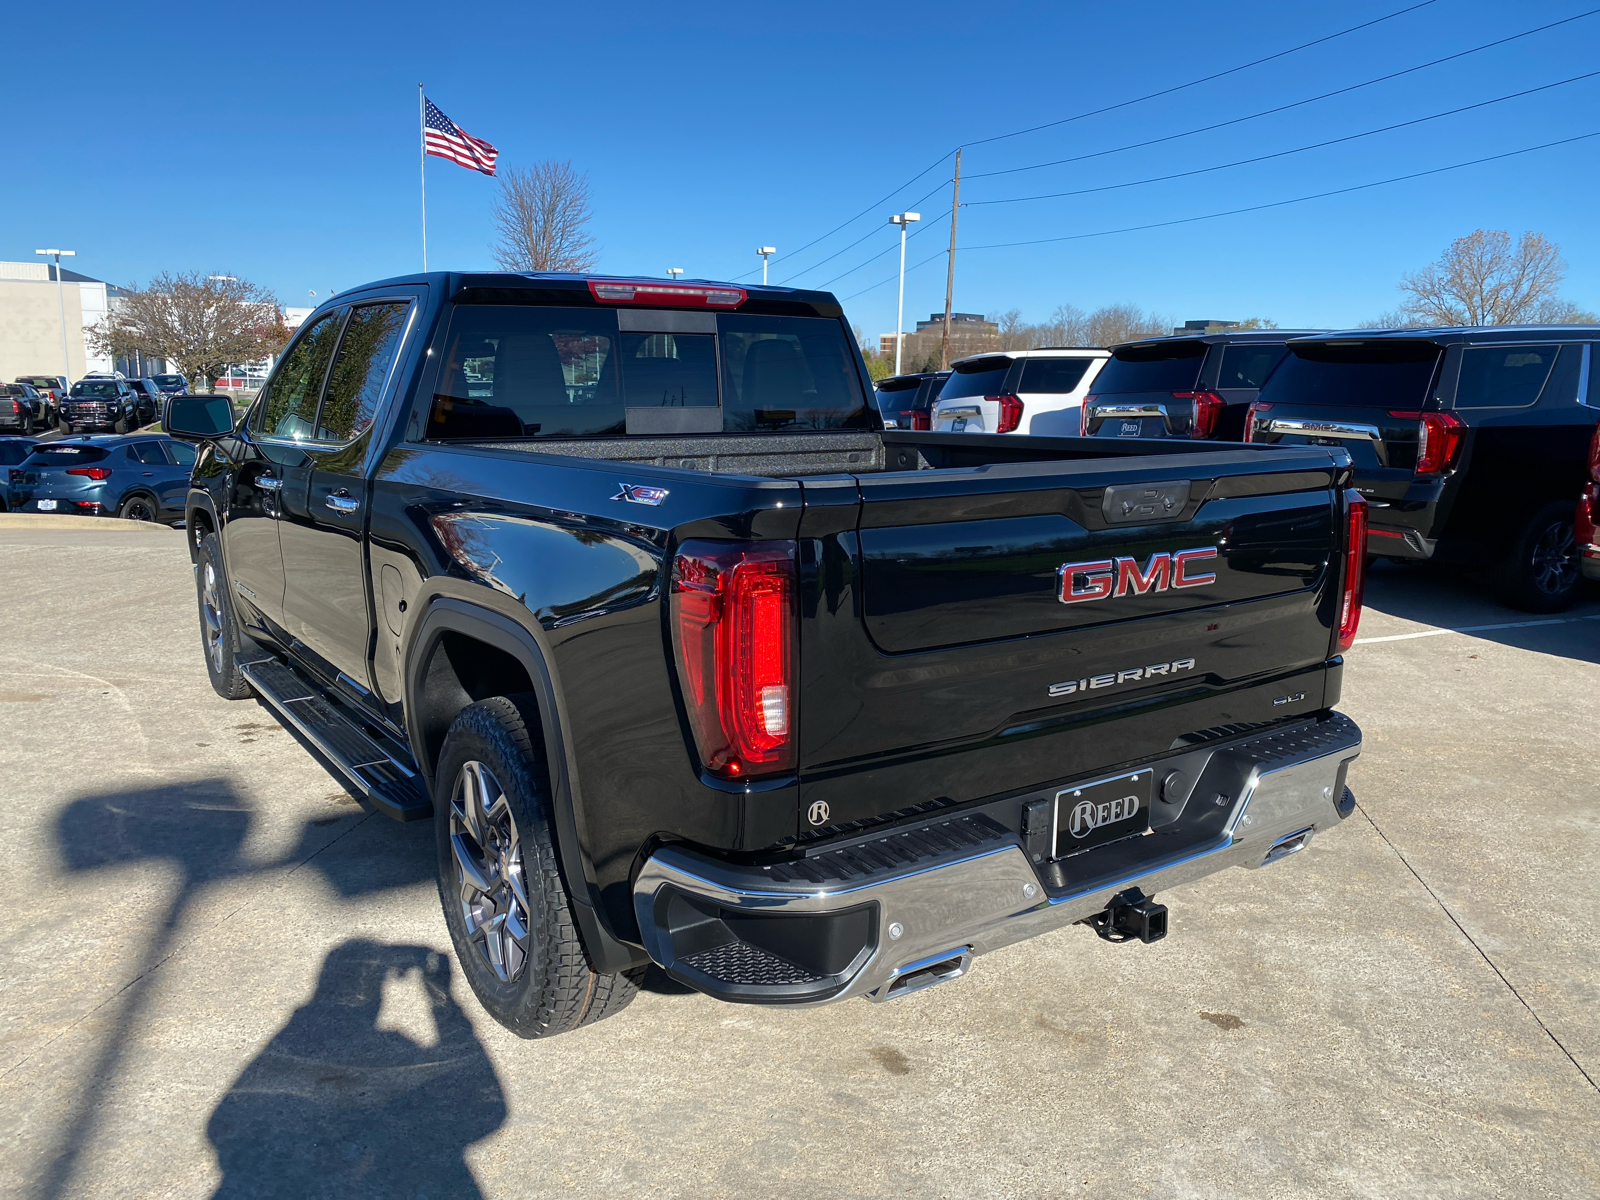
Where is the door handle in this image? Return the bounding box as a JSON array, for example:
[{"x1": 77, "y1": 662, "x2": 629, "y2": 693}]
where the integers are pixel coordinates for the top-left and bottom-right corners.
[
  {"x1": 325, "y1": 489, "x2": 360, "y2": 514},
  {"x1": 256, "y1": 475, "x2": 283, "y2": 491}
]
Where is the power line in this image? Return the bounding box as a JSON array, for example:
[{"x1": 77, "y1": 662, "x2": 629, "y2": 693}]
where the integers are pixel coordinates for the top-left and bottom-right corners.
[
  {"x1": 729, "y1": 0, "x2": 1443, "y2": 282},
  {"x1": 779, "y1": 178, "x2": 951, "y2": 284},
  {"x1": 964, "y1": 0, "x2": 1443, "y2": 149},
  {"x1": 967, "y1": 69, "x2": 1600, "y2": 207},
  {"x1": 816, "y1": 216, "x2": 940, "y2": 289},
  {"x1": 966, "y1": 7, "x2": 1600, "y2": 183},
  {"x1": 841, "y1": 130, "x2": 1600, "y2": 299}
]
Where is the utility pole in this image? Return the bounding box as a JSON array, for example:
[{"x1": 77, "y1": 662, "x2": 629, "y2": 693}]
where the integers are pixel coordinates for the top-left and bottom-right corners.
[
  {"x1": 889, "y1": 213, "x2": 919, "y2": 375},
  {"x1": 939, "y1": 148, "x2": 962, "y2": 370}
]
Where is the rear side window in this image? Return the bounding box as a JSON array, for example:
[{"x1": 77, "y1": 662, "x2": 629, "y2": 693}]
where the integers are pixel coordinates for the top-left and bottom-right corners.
[
  {"x1": 941, "y1": 358, "x2": 1013, "y2": 400},
  {"x1": 256, "y1": 310, "x2": 344, "y2": 439},
  {"x1": 1091, "y1": 343, "x2": 1205, "y2": 394},
  {"x1": 1260, "y1": 341, "x2": 1441, "y2": 408},
  {"x1": 1018, "y1": 358, "x2": 1092, "y2": 394},
  {"x1": 319, "y1": 302, "x2": 411, "y2": 442},
  {"x1": 26, "y1": 445, "x2": 110, "y2": 465},
  {"x1": 1218, "y1": 344, "x2": 1288, "y2": 390},
  {"x1": 718, "y1": 314, "x2": 867, "y2": 432},
  {"x1": 1454, "y1": 345, "x2": 1559, "y2": 409}
]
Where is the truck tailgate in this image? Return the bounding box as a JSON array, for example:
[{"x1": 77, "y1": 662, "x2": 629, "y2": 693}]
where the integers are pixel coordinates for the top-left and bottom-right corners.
[{"x1": 796, "y1": 445, "x2": 1350, "y2": 834}]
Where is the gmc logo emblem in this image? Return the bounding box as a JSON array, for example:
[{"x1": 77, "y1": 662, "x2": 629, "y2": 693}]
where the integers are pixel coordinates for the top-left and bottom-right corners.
[{"x1": 1058, "y1": 547, "x2": 1218, "y2": 604}]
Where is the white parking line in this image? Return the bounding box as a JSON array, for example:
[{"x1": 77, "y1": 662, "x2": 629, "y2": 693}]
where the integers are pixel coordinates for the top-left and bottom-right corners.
[{"x1": 1355, "y1": 614, "x2": 1600, "y2": 644}]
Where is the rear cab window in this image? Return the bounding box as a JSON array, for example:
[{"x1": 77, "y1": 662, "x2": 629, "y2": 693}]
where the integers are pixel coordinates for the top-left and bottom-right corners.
[
  {"x1": 1259, "y1": 340, "x2": 1442, "y2": 408},
  {"x1": 1091, "y1": 342, "x2": 1205, "y2": 394},
  {"x1": 425, "y1": 305, "x2": 869, "y2": 439}
]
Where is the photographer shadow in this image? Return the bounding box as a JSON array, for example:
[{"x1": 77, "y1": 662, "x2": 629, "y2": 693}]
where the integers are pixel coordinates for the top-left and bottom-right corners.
[{"x1": 208, "y1": 939, "x2": 504, "y2": 1198}]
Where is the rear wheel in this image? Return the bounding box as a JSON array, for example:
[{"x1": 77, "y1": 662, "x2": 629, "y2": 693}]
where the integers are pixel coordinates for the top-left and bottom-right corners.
[
  {"x1": 118, "y1": 493, "x2": 157, "y2": 522},
  {"x1": 434, "y1": 695, "x2": 643, "y2": 1038},
  {"x1": 1499, "y1": 500, "x2": 1580, "y2": 613},
  {"x1": 196, "y1": 533, "x2": 252, "y2": 699}
]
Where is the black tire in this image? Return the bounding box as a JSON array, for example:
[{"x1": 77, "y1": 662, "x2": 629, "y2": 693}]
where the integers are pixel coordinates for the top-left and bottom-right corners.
[
  {"x1": 195, "y1": 533, "x2": 252, "y2": 700},
  {"x1": 118, "y1": 493, "x2": 158, "y2": 522},
  {"x1": 1499, "y1": 499, "x2": 1580, "y2": 613},
  {"x1": 434, "y1": 695, "x2": 643, "y2": 1038},
  {"x1": 112, "y1": 415, "x2": 129, "y2": 435},
  {"x1": 58, "y1": 419, "x2": 71, "y2": 436}
]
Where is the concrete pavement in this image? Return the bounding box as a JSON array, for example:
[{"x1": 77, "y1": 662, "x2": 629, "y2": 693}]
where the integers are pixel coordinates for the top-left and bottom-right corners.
[{"x1": 0, "y1": 532, "x2": 1594, "y2": 1199}]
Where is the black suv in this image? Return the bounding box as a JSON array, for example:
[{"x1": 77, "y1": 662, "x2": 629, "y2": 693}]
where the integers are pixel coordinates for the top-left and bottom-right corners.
[
  {"x1": 1081, "y1": 330, "x2": 1325, "y2": 442},
  {"x1": 874, "y1": 369, "x2": 949, "y2": 429},
  {"x1": 1248, "y1": 327, "x2": 1600, "y2": 611},
  {"x1": 59, "y1": 379, "x2": 140, "y2": 434},
  {"x1": 125, "y1": 379, "x2": 163, "y2": 425}
]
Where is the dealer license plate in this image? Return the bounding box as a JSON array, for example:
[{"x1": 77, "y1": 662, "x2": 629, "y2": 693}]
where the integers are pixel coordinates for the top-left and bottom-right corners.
[
  {"x1": 1054, "y1": 769, "x2": 1153, "y2": 857},
  {"x1": 35, "y1": 500, "x2": 57, "y2": 511}
]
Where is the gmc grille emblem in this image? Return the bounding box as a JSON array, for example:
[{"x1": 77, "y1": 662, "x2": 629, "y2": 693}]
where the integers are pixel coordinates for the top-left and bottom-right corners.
[{"x1": 1057, "y1": 547, "x2": 1218, "y2": 604}]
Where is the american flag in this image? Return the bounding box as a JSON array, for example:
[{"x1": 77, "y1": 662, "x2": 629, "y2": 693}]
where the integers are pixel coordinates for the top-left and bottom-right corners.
[{"x1": 424, "y1": 98, "x2": 499, "y2": 176}]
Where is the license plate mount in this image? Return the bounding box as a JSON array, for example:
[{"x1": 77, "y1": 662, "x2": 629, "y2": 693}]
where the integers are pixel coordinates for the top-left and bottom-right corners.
[{"x1": 1054, "y1": 770, "x2": 1153, "y2": 857}]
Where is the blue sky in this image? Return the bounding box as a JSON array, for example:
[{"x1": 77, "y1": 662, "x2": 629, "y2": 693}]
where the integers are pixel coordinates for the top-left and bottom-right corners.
[{"x1": 6, "y1": 0, "x2": 1600, "y2": 336}]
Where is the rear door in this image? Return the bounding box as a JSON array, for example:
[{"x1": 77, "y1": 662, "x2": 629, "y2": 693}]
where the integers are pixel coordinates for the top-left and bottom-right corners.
[
  {"x1": 1248, "y1": 339, "x2": 1444, "y2": 500},
  {"x1": 797, "y1": 446, "x2": 1347, "y2": 830},
  {"x1": 1084, "y1": 341, "x2": 1207, "y2": 438}
]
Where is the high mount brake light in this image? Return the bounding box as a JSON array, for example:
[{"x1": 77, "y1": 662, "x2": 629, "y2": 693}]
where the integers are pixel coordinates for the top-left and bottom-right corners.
[
  {"x1": 1080, "y1": 396, "x2": 1097, "y2": 436},
  {"x1": 991, "y1": 394, "x2": 1024, "y2": 434},
  {"x1": 1175, "y1": 390, "x2": 1225, "y2": 440},
  {"x1": 671, "y1": 541, "x2": 797, "y2": 780},
  {"x1": 1392, "y1": 410, "x2": 1465, "y2": 475},
  {"x1": 588, "y1": 279, "x2": 746, "y2": 308},
  {"x1": 1242, "y1": 401, "x2": 1271, "y2": 443},
  {"x1": 66, "y1": 467, "x2": 111, "y2": 480},
  {"x1": 1338, "y1": 489, "x2": 1368, "y2": 652}
]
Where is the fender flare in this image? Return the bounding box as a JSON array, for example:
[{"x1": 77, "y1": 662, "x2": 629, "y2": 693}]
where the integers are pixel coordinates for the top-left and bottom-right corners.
[
  {"x1": 404, "y1": 597, "x2": 644, "y2": 973},
  {"x1": 184, "y1": 489, "x2": 221, "y2": 563}
]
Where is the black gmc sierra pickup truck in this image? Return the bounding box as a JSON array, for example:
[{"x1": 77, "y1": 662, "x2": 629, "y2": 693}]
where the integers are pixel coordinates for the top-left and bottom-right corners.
[{"x1": 168, "y1": 272, "x2": 1367, "y2": 1038}]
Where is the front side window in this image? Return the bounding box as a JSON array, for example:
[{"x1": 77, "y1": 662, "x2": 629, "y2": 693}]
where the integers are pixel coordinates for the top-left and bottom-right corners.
[
  {"x1": 718, "y1": 314, "x2": 867, "y2": 431},
  {"x1": 1218, "y1": 344, "x2": 1288, "y2": 390},
  {"x1": 1018, "y1": 358, "x2": 1092, "y2": 394},
  {"x1": 1455, "y1": 344, "x2": 1559, "y2": 409},
  {"x1": 167, "y1": 441, "x2": 197, "y2": 466},
  {"x1": 318, "y1": 302, "x2": 411, "y2": 442},
  {"x1": 255, "y1": 310, "x2": 344, "y2": 439}
]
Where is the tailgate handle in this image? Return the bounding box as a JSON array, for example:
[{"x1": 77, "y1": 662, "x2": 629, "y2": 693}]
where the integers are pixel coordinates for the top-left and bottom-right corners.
[{"x1": 1102, "y1": 480, "x2": 1191, "y2": 524}]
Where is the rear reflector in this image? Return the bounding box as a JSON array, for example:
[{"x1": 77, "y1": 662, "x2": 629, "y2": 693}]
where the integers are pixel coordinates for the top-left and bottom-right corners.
[
  {"x1": 1401, "y1": 410, "x2": 1466, "y2": 475},
  {"x1": 588, "y1": 279, "x2": 745, "y2": 308},
  {"x1": 1175, "y1": 390, "x2": 1225, "y2": 439},
  {"x1": 1576, "y1": 482, "x2": 1597, "y2": 550},
  {"x1": 671, "y1": 540, "x2": 797, "y2": 779},
  {"x1": 991, "y1": 394, "x2": 1024, "y2": 434},
  {"x1": 1338, "y1": 490, "x2": 1368, "y2": 652},
  {"x1": 1242, "y1": 401, "x2": 1271, "y2": 443}
]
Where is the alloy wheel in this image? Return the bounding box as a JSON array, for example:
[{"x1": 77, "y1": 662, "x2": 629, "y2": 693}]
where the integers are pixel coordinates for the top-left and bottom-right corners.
[
  {"x1": 122, "y1": 498, "x2": 156, "y2": 522},
  {"x1": 449, "y1": 760, "x2": 532, "y2": 983},
  {"x1": 1530, "y1": 520, "x2": 1577, "y2": 596},
  {"x1": 200, "y1": 561, "x2": 225, "y2": 675}
]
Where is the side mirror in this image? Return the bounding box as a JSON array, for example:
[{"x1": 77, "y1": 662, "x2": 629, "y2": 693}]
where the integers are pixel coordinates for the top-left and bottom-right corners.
[{"x1": 164, "y1": 394, "x2": 237, "y2": 441}]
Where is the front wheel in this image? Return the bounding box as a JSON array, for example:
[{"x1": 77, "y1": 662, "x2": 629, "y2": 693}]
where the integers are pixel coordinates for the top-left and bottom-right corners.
[
  {"x1": 434, "y1": 695, "x2": 643, "y2": 1038},
  {"x1": 112, "y1": 415, "x2": 129, "y2": 435},
  {"x1": 58, "y1": 419, "x2": 71, "y2": 436},
  {"x1": 1499, "y1": 500, "x2": 1580, "y2": 613},
  {"x1": 195, "y1": 533, "x2": 252, "y2": 699}
]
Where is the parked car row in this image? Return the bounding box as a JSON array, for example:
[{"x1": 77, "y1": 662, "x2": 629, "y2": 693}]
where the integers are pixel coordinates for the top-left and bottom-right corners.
[
  {"x1": 8, "y1": 371, "x2": 187, "y2": 435},
  {"x1": 878, "y1": 325, "x2": 1600, "y2": 612},
  {"x1": 0, "y1": 433, "x2": 195, "y2": 523}
]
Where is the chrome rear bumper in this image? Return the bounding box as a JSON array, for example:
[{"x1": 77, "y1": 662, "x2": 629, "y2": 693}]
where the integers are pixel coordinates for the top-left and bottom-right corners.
[{"x1": 633, "y1": 713, "x2": 1362, "y2": 1005}]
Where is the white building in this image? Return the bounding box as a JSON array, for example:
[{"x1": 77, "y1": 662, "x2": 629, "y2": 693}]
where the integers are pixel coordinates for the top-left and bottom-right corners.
[{"x1": 0, "y1": 261, "x2": 120, "y2": 382}]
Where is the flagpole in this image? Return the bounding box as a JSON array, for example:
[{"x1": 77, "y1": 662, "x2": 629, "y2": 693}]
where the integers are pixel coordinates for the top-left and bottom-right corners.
[{"x1": 418, "y1": 83, "x2": 428, "y2": 272}]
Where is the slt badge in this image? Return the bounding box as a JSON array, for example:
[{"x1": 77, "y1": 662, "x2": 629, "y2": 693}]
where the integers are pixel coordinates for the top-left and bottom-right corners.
[
  {"x1": 1058, "y1": 547, "x2": 1218, "y2": 604},
  {"x1": 612, "y1": 483, "x2": 669, "y2": 506}
]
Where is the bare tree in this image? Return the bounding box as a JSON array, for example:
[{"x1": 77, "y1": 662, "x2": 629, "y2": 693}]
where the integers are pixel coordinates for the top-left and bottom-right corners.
[
  {"x1": 1398, "y1": 229, "x2": 1572, "y2": 326},
  {"x1": 491, "y1": 161, "x2": 599, "y2": 273},
  {"x1": 88, "y1": 272, "x2": 288, "y2": 392}
]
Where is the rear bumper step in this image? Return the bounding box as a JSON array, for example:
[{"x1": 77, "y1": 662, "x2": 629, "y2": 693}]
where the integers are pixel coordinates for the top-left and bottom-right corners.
[
  {"x1": 240, "y1": 656, "x2": 432, "y2": 822},
  {"x1": 633, "y1": 712, "x2": 1361, "y2": 1005}
]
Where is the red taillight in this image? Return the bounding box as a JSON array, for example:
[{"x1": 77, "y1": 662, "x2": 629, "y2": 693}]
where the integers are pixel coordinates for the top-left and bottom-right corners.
[
  {"x1": 588, "y1": 278, "x2": 745, "y2": 308},
  {"x1": 1338, "y1": 490, "x2": 1368, "y2": 652},
  {"x1": 671, "y1": 540, "x2": 796, "y2": 779},
  {"x1": 1080, "y1": 396, "x2": 1096, "y2": 436},
  {"x1": 991, "y1": 394, "x2": 1024, "y2": 434},
  {"x1": 909, "y1": 409, "x2": 931, "y2": 431},
  {"x1": 1175, "y1": 391, "x2": 1225, "y2": 439},
  {"x1": 66, "y1": 467, "x2": 112, "y2": 480},
  {"x1": 1576, "y1": 482, "x2": 1597, "y2": 549},
  {"x1": 1242, "y1": 401, "x2": 1271, "y2": 443},
  {"x1": 7, "y1": 400, "x2": 18, "y2": 414},
  {"x1": 1399, "y1": 410, "x2": 1466, "y2": 475},
  {"x1": 1586, "y1": 421, "x2": 1600, "y2": 483}
]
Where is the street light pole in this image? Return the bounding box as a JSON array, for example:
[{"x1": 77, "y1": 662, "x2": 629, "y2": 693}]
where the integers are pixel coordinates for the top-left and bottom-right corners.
[
  {"x1": 36, "y1": 249, "x2": 76, "y2": 385},
  {"x1": 667, "y1": 268, "x2": 684, "y2": 280},
  {"x1": 756, "y1": 246, "x2": 776, "y2": 285},
  {"x1": 887, "y1": 213, "x2": 919, "y2": 375}
]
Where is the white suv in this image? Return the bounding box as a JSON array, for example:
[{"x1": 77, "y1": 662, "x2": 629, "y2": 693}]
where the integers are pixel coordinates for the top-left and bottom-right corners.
[{"x1": 931, "y1": 348, "x2": 1109, "y2": 436}]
